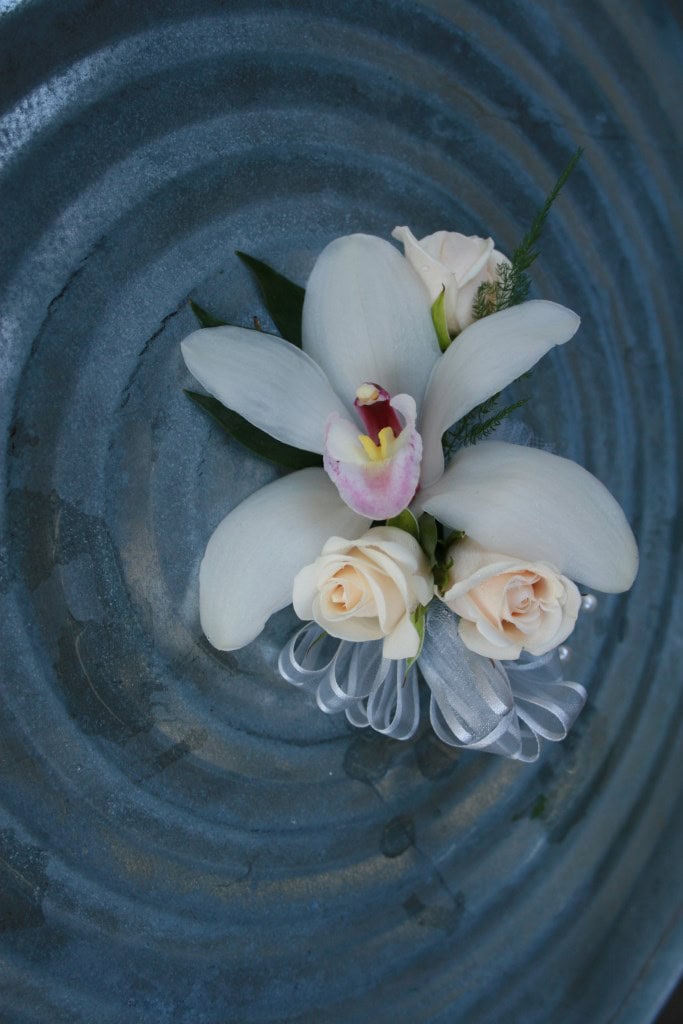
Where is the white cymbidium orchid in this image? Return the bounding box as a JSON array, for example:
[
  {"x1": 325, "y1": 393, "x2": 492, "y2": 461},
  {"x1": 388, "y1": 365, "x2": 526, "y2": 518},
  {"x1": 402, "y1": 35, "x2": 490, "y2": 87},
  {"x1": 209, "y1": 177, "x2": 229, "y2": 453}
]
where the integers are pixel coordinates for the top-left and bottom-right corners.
[
  {"x1": 182, "y1": 234, "x2": 581, "y2": 511},
  {"x1": 181, "y1": 233, "x2": 637, "y2": 653},
  {"x1": 416, "y1": 441, "x2": 639, "y2": 595}
]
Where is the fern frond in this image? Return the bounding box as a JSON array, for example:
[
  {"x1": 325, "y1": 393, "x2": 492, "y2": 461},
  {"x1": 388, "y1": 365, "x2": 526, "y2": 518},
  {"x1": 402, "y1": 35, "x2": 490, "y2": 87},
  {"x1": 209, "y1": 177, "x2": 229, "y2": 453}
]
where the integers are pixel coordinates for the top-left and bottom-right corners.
[{"x1": 473, "y1": 147, "x2": 583, "y2": 319}]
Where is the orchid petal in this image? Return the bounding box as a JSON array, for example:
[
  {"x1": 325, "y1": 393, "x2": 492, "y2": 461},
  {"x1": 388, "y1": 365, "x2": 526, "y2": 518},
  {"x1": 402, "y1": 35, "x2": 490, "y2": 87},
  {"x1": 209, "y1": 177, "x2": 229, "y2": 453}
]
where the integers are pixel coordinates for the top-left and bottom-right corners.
[
  {"x1": 199, "y1": 468, "x2": 369, "y2": 650},
  {"x1": 419, "y1": 301, "x2": 581, "y2": 486},
  {"x1": 302, "y1": 234, "x2": 439, "y2": 409},
  {"x1": 419, "y1": 441, "x2": 638, "y2": 592},
  {"x1": 323, "y1": 394, "x2": 422, "y2": 519},
  {"x1": 182, "y1": 326, "x2": 347, "y2": 455}
]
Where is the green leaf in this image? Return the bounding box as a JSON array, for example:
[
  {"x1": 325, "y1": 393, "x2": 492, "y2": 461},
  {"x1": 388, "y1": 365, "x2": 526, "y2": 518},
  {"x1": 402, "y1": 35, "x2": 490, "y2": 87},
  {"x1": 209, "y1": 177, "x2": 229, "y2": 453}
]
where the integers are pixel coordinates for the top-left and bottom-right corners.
[
  {"x1": 511, "y1": 146, "x2": 584, "y2": 280},
  {"x1": 443, "y1": 529, "x2": 466, "y2": 549},
  {"x1": 406, "y1": 603, "x2": 427, "y2": 672},
  {"x1": 236, "y1": 251, "x2": 305, "y2": 347},
  {"x1": 433, "y1": 556, "x2": 453, "y2": 596},
  {"x1": 184, "y1": 390, "x2": 322, "y2": 470},
  {"x1": 386, "y1": 508, "x2": 419, "y2": 541},
  {"x1": 418, "y1": 513, "x2": 439, "y2": 564},
  {"x1": 189, "y1": 300, "x2": 227, "y2": 328},
  {"x1": 472, "y1": 147, "x2": 583, "y2": 319},
  {"x1": 431, "y1": 287, "x2": 452, "y2": 352}
]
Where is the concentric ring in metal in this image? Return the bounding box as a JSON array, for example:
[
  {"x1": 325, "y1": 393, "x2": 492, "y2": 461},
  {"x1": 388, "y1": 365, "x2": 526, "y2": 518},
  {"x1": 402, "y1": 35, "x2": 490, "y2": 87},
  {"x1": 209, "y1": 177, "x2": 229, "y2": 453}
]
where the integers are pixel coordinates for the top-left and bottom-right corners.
[{"x1": 1, "y1": 2, "x2": 681, "y2": 1022}]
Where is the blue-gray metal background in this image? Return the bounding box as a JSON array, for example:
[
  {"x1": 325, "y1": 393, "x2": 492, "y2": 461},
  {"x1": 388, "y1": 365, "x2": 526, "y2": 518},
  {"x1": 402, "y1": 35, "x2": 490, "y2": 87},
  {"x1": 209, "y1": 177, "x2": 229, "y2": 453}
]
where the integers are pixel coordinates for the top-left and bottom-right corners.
[{"x1": 1, "y1": 1, "x2": 681, "y2": 1021}]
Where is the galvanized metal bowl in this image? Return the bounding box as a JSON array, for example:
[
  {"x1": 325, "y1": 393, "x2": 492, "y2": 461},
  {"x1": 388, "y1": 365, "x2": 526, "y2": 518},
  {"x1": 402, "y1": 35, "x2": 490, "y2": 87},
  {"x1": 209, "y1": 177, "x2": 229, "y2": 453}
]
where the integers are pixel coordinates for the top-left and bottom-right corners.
[{"x1": 1, "y1": 2, "x2": 681, "y2": 1021}]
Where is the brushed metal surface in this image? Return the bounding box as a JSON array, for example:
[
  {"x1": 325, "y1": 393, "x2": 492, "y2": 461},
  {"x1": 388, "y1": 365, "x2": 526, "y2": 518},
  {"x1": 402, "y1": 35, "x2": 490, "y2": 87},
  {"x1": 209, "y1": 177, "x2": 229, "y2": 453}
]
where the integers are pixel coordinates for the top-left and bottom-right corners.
[{"x1": 1, "y1": 2, "x2": 681, "y2": 1022}]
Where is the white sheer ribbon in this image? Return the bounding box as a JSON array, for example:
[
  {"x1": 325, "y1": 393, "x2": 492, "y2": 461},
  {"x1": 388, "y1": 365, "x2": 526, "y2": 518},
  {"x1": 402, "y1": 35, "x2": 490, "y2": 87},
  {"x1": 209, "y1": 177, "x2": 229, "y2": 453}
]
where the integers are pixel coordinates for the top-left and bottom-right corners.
[
  {"x1": 278, "y1": 624, "x2": 420, "y2": 740},
  {"x1": 278, "y1": 602, "x2": 586, "y2": 761}
]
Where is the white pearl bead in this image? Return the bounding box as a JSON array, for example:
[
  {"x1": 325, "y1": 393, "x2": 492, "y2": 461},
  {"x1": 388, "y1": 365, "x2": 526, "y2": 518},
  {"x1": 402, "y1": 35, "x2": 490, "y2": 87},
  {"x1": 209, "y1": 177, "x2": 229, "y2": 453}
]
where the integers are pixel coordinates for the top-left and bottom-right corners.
[
  {"x1": 581, "y1": 593, "x2": 598, "y2": 613},
  {"x1": 558, "y1": 645, "x2": 571, "y2": 663}
]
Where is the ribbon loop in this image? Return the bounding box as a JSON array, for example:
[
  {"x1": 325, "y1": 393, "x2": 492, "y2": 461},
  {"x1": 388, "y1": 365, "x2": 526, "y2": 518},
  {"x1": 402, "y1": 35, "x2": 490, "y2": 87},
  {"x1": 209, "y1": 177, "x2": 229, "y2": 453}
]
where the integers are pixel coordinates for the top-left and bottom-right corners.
[
  {"x1": 420, "y1": 603, "x2": 516, "y2": 746},
  {"x1": 279, "y1": 623, "x2": 421, "y2": 740},
  {"x1": 278, "y1": 607, "x2": 587, "y2": 761}
]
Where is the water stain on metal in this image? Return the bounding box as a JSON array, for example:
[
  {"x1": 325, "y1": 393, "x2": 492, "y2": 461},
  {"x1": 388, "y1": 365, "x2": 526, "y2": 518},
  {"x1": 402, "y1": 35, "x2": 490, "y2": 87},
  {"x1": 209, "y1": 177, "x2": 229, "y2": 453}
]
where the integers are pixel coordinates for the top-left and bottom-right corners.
[
  {"x1": 56, "y1": 614, "x2": 160, "y2": 743},
  {"x1": 403, "y1": 890, "x2": 465, "y2": 935},
  {"x1": 381, "y1": 815, "x2": 416, "y2": 858},
  {"x1": 6, "y1": 489, "x2": 110, "y2": 592},
  {"x1": 512, "y1": 793, "x2": 548, "y2": 823},
  {"x1": 0, "y1": 830, "x2": 49, "y2": 933},
  {"x1": 8, "y1": 419, "x2": 39, "y2": 458},
  {"x1": 414, "y1": 731, "x2": 460, "y2": 780},
  {"x1": 343, "y1": 732, "x2": 396, "y2": 784},
  {"x1": 134, "y1": 728, "x2": 209, "y2": 783}
]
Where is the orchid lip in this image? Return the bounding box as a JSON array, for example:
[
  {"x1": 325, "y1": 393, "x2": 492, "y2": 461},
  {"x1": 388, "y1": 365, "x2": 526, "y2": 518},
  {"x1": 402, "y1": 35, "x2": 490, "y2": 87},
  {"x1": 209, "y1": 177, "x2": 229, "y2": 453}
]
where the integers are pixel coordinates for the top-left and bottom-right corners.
[
  {"x1": 323, "y1": 392, "x2": 422, "y2": 520},
  {"x1": 354, "y1": 381, "x2": 403, "y2": 443}
]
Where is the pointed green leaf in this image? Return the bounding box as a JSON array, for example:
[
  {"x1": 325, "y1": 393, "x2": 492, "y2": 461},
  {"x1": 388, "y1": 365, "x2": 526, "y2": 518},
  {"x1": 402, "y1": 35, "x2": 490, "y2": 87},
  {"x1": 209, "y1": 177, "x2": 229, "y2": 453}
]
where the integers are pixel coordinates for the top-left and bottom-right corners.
[
  {"x1": 433, "y1": 556, "x2": 453, "y2": 596},
  {"x1": 418, "y1": 513, "x2": 439, "y2": 565},
  {"x1": 431, "y1": 287, "x2": 452, "y2": 352},
  {"x1": 443, "y1": 529, "x2": 466, "y2": 550},
  {"x1": 189, "y1": 300, "x2": 227, "y2": 328},
  {"x1": 406, "y1": 602, "x2": 427, "y2": 671},
  {"x1": 184, "y1": 390, "x2": 322, "y2": 470},
  {"x1": 387, "y1": 508, "x2": 419, "y2": 541},
  {"x1": 236, "y1": 251, "x2": 305, "y2": 347}
]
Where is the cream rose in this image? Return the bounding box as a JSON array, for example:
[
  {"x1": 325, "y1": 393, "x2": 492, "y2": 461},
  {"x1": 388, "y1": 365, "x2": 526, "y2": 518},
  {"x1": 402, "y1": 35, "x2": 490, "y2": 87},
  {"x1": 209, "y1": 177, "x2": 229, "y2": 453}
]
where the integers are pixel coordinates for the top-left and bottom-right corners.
[
  {"x1": 392, "y1": 225, "x2": 510, "y2": 335},
  {"x1": 292, "y1": 526, "x2": 433, "y2": 660},
  {"x1": 440, "y1": 538, "x2": 581, "y2": 660}
]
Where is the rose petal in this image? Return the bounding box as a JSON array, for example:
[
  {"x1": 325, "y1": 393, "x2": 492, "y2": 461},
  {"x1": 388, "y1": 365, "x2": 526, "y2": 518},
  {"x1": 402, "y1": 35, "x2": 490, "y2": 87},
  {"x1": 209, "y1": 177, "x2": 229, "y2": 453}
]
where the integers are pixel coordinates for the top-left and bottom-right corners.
[
  {"x1": 393, "y1": 228, "x2": 512, "y2": 335},
  {"x1": 457, "y1": 617, "x2": 523, "y2": 660},
  {"x1": 382, "y1": 612, "x2": 420, "y2": 660},
  {"x1": 182, "y1": 325, "x2": 347, "y2": 454},
  {"x1": 438, "y1": 233, "x2": 494, "y2": 285},
  {"x1": 323, "y1": 394, "x2": 422, "y2": 519},
  {"x1": 420, "y1": 441, "x2": 638, "y2": 592},
  {"x1": 454, "y1": 248, "x2": 509, "y2": 331},
  {"x1": 391, "y1": 225, "x2": 458, "y2": 305},
  {"x1": 442, "y1": 543, "x2": 542, "y2": 602},
  {"x1": 302, "y1": 234, "x2": 439, "y2": 409},
  {"x1": 292, "y1": 526, "x2": 431, "y2": 658},
  {"x1": 199, "y1": 468, "x2": 369, "y2": 650},
  {"x1": 419, "y1": 300, "x2": 581, "y2": 486}
]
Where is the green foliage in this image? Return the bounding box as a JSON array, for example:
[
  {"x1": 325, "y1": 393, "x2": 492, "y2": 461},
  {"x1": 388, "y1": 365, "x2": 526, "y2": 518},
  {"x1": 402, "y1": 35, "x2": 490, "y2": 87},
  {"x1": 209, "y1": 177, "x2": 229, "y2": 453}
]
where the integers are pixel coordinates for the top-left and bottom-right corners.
[
  {"x1": 184, "y1": 390, "x2": 323, "y2": 471},
  {"x1": 189, "y1": 301, "x2": 227, "y2": 328},
  {"x1": 186, "y1": 255, "x2": 311, "y2": 468},
  {"x1": 431, "y1": 527, "x2": 468, "y2": 595},
  {"x1": 456, "y1": 151, "x2": 582, "y2": 458},
  {"x1": 416, "y1": 514, "x2": 465, "y2": 596},
  {"x1": 443, "y1": 395, "x2": 529, "y2": 456},
  {"x1": 432, "y1": 557, "x2": 453, "y2": 596},
  {"x1": 431, "y1": 288, "x2": 452, "y2": 352},
  {"x1": 472, "y1": 261, "x2": 525, "y2": 319},
  {"x1": 443, "y1": 529, "x2": 466, "y2": 549},
  {"x1": 472, "y1": 147, "x2": 583, "y2": 319},
  {"x1": 406, "y1": 603, "x2": 426, "y2": 672},
  {"x1": 418, "y1": 514, "x2": 439, "y2": 564},
  {"x1": 387, "y1": 508, "x2": 420, "y2": 541},
  {"x1": 236, "y1": 251, "x2": 305, "y2": 347}
]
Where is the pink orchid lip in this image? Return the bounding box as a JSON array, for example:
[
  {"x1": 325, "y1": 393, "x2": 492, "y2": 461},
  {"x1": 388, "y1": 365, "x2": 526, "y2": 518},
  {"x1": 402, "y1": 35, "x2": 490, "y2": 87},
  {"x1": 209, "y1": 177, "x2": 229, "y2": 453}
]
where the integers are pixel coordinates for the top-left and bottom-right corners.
[
  {"x1": 354, "y1": 382, "x2": 403, "y2": 443},
  {"x1": 323, "y1": 390, "x2": 423, "y2": 520}
]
